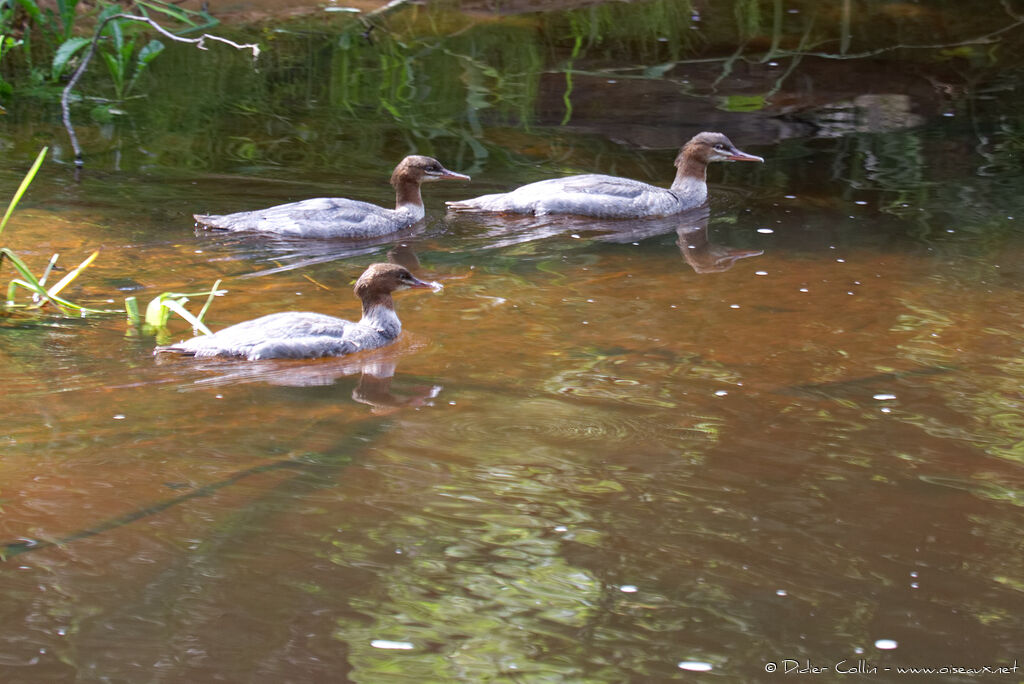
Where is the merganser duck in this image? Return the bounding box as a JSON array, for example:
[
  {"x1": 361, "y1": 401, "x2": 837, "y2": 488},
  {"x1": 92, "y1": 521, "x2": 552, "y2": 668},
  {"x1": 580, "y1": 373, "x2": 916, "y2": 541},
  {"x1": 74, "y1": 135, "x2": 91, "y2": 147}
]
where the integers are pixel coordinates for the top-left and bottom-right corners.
[
  {"x1": 194, "y1": 156, "x2": 470, "y2": 239},
  {"x1": 154, "y1": 263, "x2": 440, "y2": 360},
  {"x1": 446, "y1": 132, "x2": 762, "y2": 219}
]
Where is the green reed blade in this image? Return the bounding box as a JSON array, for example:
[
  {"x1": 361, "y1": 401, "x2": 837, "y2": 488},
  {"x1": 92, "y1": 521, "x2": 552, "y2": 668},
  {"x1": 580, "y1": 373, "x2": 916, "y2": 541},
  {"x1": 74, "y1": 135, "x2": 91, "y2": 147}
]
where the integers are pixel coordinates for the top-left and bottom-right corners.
[
  {"x1": 42, "y1": 249, "x2": 99, "y2": 299},
  {"x1": 1, "y1": 248, "x2": 109, "y2": 314},
  {"x1": 195, "y1": 278, "x2": 221, "y2": 325},
  {"x1": 0, "y1": 147, "x2": 47, "y2": 238},
  {"x1": 160, "y1": 297, "x2": 213, "y2": 336},
  {"x1": 125, "y1": 296, "x2": 141, "y2": 324},
  {"x1": 1, "y1": 247, "x2": 44, "y2": 288},
  {"x1": 9, "y1": 279, "x2": 73, "y2": 311}
]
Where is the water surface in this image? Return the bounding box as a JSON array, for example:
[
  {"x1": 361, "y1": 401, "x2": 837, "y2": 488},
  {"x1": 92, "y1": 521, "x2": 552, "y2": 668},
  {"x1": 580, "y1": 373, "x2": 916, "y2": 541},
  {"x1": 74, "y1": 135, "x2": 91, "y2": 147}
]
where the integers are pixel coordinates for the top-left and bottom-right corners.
[{"x1": 1, "y1": 1, "x2": 1023, "y2": 681}]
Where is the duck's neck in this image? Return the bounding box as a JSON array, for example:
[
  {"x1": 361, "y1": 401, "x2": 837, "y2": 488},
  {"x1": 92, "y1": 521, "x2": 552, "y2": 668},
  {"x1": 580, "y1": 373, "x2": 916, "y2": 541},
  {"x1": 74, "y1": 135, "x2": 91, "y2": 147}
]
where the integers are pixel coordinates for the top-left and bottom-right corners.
[
  {"x1": 393, "y1": 178, "x2": 426, "y2": 221},
  {"x1": 670, "y1": 152, "x2": 709, "y2": 205},
  {"x1": 360, "y1": 296, "x2": 402, "y2": 339}
]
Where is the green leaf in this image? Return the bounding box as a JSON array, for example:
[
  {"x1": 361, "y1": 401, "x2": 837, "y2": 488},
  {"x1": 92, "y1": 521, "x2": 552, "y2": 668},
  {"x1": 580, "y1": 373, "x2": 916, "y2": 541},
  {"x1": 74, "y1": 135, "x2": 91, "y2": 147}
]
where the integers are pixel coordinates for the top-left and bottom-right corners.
[
  {"x1": 137, "y1": 39, "x2": 164, "y2": 68},
  {"x1": 120, "y1": 35, "x2": 136, "y2": 65},
  {"x1": 55, "y1": 0, "x2": 79, "y2": 38},
  {"x1": 51, "y1": 36, "x2": 90, "y2": 81},
  {"x1": 14, "y1": 0, "x2": 43, "y2": 24},
  {"x1": 97, "y1": 3, "x2": 123, "y2": 24},
  {"x1": 195, "y1": 279, "x2": 222, "y2": 324},
  {"x1": 0, "y1": 147, "x2": 47, "y2": 237},
  {"x1": 125, "y1": 296, "x2": 141, "y2": 325},
  {"x1": 42, "y1": 250, "x2": 98, "y2": 300},
  {"x1": 128, "y1": 38, "x2": 165, "y2": 93},
  {"x1": 719, "y1": 94, "x2": 766, "y2": 112},
  {"x1": 89, "y1": 104, "x2": 115, "y2": 123},
  {"x1": 100, "y1": 51, "x2": 124, "y2": 93},
  {"x1": 161, "y1": 298, "x2": 213, "y2": 335},
  {"x1": 135, "y1": 0, "x2": 195, "y2": 26},
  {"x1": 144, "y1": 293, "x2": 175, "y2": 328}
]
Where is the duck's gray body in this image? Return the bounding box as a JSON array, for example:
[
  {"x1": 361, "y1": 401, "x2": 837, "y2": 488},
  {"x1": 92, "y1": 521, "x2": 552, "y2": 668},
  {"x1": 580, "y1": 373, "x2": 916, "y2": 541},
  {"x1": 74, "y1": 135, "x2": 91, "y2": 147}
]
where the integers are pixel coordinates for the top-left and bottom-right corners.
[
  {"x1": 194, "y1": 155, "x2": 469, "y2": 239},
  {"x1": 447, "y1": 174, "x2": 706, "y2": 219},
  {"x1": 154, "y1": 263, "x2": 436, "y2": 362},
  {"x1": 446, "y1": 132, "x2": 763, "y2": 219},
  {"x1": 194, "y1": 198, "x2": 424, "y2": 240},
  {"x1": 159, "y1": 307, "x2": 401, "y2": 361}
]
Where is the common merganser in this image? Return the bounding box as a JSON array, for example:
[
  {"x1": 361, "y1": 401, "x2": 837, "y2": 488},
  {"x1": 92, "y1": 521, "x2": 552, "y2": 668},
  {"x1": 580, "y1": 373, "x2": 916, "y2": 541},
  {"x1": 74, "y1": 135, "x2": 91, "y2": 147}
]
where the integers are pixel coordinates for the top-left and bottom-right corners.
[
  {"x1": 194, "y1": 156, "x2": 470, "y2": 239},
  {"x1": 446, "y1": 132, "x2": 762, "y2": 219},
  {"x1": 154, "y1": 263, "x2": 441, "y2": 360}
]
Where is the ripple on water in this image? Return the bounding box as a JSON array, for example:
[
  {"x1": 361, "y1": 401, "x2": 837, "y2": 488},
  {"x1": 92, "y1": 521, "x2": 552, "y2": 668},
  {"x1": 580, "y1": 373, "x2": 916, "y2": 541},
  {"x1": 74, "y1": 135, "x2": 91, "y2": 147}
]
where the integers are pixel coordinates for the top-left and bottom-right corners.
[{"x1": 411, "y1": 397, "x2": 659, "y2": 447}]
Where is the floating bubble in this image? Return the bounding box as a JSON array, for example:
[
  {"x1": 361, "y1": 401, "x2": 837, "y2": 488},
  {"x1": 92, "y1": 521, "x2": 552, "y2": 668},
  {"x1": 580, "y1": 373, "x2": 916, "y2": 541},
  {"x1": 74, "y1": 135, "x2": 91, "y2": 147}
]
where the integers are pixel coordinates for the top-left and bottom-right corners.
[
  {"x1": 678, "y1": 661, "x2": 713, "y2": 671},
  {"x1": 874, "y1": 639, "x2": 898, "y2": 650},
  {"x1": 371, "y1": 640, "x2": 414, "y2": 650}
]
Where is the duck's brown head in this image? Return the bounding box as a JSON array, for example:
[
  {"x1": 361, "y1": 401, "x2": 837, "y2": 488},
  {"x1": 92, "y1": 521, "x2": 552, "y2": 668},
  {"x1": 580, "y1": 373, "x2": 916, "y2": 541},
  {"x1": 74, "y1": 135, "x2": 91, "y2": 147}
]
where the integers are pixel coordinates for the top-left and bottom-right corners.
[
  {"x1": 390, "y1": 156, "x2": 471, "y2": 186},
  {"x1": 675, "y1": 132, "x2": 764, "y2": 169},
  {"x1": 354, "y1": 263, "x2": 438, "y2": 302}
]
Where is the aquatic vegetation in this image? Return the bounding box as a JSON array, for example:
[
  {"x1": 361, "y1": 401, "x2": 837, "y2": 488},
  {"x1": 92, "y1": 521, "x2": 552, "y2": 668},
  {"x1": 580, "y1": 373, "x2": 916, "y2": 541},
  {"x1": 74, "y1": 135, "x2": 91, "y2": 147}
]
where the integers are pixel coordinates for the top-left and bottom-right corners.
[
  {"x1": 1, "y1": 0, "x2": 215, "y2": 88},
  {"x1": 125, "y1": 281, "x2": 225, "y2": 342},
  {"x1": 0, "y1": 33, "x2": 12, "y2": 106},
  {"x1": 0, "y1": 147, "x2": 223, "y2": 330},
  {"x1": 0, "y1": 147, "x2": 108, "y2": 315}
]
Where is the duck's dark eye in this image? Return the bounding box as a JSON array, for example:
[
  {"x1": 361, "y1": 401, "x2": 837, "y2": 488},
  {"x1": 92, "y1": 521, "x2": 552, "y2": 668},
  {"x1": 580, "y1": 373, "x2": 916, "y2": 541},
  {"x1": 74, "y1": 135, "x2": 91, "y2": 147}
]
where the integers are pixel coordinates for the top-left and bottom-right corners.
[
  {"x1": 714, "y1": 144, "x2": 726, "y2": 150},
  {"x1": 429, "y1": 165, "x2": 442, "y2": 172}
]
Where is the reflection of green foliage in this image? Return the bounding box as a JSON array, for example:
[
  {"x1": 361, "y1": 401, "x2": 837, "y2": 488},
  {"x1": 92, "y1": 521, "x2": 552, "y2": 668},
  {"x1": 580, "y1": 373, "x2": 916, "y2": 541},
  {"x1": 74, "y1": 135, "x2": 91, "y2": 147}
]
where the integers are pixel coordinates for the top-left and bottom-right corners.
[
  {"x1": 550, "y1": 0, "x2": 697, "y2": 63},
  {"x1": 733, "y1": 0, "x2": 761, "y2": 40},
  {"x1": 721, "y1": 93, "x2": 766, "y2": 111},
  {"x1": 0, "y1": 33, "x2": 13, "y2": 102}
]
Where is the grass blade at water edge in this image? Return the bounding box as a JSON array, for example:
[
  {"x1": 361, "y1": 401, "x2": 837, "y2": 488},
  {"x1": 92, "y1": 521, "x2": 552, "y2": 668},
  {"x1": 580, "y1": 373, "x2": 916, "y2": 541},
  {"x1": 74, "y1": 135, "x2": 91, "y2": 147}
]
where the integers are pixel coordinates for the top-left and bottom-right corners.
[
  {"x1": 160, "y1": 297, "x2": 213, "y2": 335},
  {"x1": 35, "y1": 250, "x2": 100, "y2": 305},
  {"x1": 0, "y1": 147, "x2": 47, "y2": 237},
  {"x1": 195, "y1": 278, "x2": 222, "y2": 326}
]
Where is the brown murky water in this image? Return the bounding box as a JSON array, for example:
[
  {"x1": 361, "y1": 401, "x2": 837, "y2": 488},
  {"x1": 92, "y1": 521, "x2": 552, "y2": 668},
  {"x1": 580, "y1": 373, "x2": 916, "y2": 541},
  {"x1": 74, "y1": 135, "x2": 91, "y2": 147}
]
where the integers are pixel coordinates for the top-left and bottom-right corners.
[{"x1": 1, "y1": 1, "x2": 1023, "y2": 682}]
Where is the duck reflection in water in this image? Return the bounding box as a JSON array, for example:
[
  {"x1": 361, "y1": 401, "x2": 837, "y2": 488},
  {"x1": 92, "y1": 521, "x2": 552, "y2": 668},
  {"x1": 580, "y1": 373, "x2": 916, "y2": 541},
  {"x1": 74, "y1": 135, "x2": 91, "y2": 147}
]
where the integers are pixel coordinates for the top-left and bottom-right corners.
[
  {"x1": 591, "y1": 206, "x2": 763, "y2": 274},
  {"x1": 675, "y1": 214, "x2": 763, "y2": 274},
  {"x1": 181, "y1": 347, "x2": 443, "y2": 414}
]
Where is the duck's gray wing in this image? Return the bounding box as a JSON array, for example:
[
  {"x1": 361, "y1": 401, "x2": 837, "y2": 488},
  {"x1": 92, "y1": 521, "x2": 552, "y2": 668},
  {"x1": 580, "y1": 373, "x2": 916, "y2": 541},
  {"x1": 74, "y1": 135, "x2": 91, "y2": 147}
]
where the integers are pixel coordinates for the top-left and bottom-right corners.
[
  {"x1": 157, "y1": 312, "x2": 362, "y2": 360},
  {"x1": 552, "y1": 174, "x2": 653, "y2": 199},
  {"x1": 195, "y1": 198, "x2": 402, "y2": 238}
]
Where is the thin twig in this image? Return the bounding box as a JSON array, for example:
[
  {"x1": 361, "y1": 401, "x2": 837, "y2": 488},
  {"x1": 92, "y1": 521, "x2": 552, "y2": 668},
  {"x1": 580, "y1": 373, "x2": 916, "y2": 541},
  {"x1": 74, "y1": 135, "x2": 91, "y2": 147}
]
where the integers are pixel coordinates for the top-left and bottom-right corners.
[{"x1": 61, "y1": 13, "x2": 260, "y2": 167}]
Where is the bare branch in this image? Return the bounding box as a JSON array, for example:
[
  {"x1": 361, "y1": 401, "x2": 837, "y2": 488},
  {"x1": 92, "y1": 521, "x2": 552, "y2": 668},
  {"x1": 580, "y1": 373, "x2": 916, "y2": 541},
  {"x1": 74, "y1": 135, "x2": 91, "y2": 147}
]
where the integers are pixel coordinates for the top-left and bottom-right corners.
[{"x1": 61, "y1": 13, "x2": 260, "y2": 168}]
